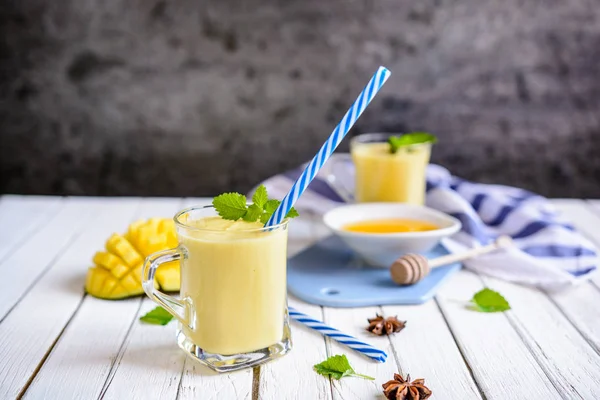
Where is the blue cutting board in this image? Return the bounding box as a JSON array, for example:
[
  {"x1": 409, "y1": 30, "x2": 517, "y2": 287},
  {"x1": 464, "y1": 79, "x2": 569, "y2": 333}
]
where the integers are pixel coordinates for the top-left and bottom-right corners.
[{"x1": 287, "y1": 236, "x2": 461, "y2": 307}]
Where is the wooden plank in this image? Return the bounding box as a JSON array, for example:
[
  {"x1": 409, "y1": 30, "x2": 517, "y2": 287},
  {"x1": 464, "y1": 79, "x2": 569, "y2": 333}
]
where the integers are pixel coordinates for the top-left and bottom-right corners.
[
  {"x1": 322, "y1": 306, "x2": 400, "y2": 400},
  {"x1": 435, "y1": 270, "x2": 562, "y2": 399},
  {"x1": 100, "y1": 300, "x2": 185, "y2": 400},
  {"x1": 0, "y1": 195, "x2": 62, "y2": 262},
  {"x1": 382, "y1": 302, "x2": 482, "y2": 399},
  {"x1": 0, "y1": 197, "x2": 108, "y2": 321},
  {"x1": 177, "y1": 358, "x2": 253, "y2": 400},
  {"x1": 480, "y1": 274, "x2": 600, "y2": 399},
  {"x1": 24, "y1": 198, "x2": 183, "y2": 400},
  {"x1": 258, "y1": 296, "x2": 332, "y2": 400},
  {"x1": 322, "y1": 302, "x2": 481, "y2": 400},
  {"x1": 25, "y1": 296, "x2": 143, "y2": 400},
  {"x1": 0, "y1": 198, "x2": 141, "y2": 399},
  {"x1": 545, "y1": 200, "x2": 600, "y2": 354},
  {"x1": 548, "y1": 284, "x2": 600, "y2": 355}
]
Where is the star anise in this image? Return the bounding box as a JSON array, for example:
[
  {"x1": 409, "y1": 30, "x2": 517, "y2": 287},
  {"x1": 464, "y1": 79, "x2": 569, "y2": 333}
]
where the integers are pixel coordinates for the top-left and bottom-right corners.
[
  {"x1": 382, "y1": 373, "x2": 432, "y2": 400},
  {"x1": 367, "y1": 314, "x2": 406, "y2": 336}
]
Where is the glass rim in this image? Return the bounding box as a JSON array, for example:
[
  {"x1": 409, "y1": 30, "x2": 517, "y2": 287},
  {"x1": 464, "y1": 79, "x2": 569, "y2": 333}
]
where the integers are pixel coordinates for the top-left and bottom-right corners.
[
  {"x1": 174, "y1": 205, "x2": 289, "y2": 233},
  {"x1": 351, "y1": 132, "x2": 433, "y2": 148}
]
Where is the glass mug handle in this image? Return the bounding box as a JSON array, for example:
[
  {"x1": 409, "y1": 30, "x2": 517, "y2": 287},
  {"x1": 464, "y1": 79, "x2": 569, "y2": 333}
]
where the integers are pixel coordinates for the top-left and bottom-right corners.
[
  {"x1": 321, "y1": 153, "x2": 355, "y2": 203},
  {"x1": 142, "y1": 248, "x2": 194, "y2": 329}
]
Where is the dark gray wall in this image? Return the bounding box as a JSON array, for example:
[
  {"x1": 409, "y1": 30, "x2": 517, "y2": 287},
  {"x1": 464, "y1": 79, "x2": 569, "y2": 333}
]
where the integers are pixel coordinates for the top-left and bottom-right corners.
[{"x1": 1, "y1": 0, "x2": 599, "y2": 197}]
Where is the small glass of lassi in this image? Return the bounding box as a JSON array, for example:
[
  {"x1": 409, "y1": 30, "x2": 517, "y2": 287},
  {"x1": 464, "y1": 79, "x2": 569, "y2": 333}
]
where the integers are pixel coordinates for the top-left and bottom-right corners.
[
  {"x1": 142, "y1": 205, "x2": 291, "y2": 372},
  {"x1": 350, "y1": 133, "x2": 434, "y2": 205}
]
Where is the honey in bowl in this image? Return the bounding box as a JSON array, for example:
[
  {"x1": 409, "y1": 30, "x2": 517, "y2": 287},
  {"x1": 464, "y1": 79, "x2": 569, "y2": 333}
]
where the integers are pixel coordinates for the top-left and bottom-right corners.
[{"x1": 342, "y1": 218, "x2": 438, "y2": 234}]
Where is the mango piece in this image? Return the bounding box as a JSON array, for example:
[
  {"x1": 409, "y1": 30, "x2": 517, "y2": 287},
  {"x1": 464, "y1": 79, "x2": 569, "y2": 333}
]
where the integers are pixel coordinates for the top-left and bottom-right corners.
[
  {"x1": 93, "y1": 252, "x2": 130, "y2": 279},
  {"x1": 155, "y1": 260, "x2": 180, "y2": 292},
  {"x1": 106, "y1": 234, "x2": 143, "y2": 267},
  {"x1": 86, "y1": 266, "x2": 133, "y2": 299},
  {"x1": 85, "y1": 218, "x2": 181, "y2": 300}
]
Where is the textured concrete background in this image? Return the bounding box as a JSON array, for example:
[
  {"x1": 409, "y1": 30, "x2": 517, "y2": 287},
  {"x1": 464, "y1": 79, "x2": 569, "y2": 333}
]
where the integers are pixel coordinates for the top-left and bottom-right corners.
[{"x1": 1, "y1": 0, "x2": 599, "y2": 197}]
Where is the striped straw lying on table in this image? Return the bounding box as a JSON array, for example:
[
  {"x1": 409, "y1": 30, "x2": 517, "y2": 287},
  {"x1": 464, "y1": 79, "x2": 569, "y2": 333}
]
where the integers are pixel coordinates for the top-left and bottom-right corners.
[{"x1": 288, "y1": 307, "x2": 387, "y2": 363}]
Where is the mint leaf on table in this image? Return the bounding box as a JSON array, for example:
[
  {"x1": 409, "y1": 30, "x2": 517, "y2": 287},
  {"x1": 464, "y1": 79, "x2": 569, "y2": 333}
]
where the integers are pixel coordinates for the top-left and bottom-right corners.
[
  {"x1": 212, "y1": 192, "x2": 248, "y2": 220},
  {"x1": 470, "y1": 288, "x2": 511, "y2": 312},
  {"x1": 140, "y1": 306, "x2": 174, "y2": 325},
  {"x1": 388, "y1": 132, "x2": 437, "y2": 154},
  {"x1": 314, "y1": 354, "x2": 375, "y2": 380},
  {"x1": 252, "y1": 185, "x2": 268, "y2": 209}
]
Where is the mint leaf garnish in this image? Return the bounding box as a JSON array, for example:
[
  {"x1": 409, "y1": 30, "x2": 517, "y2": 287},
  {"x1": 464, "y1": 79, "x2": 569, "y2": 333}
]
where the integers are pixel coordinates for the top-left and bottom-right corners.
[
  {"x1": 140, "y1": 306, "x2": 174, "y2": 325},
  {"x1": 212, "y1": 192, "x2": 248, "y2": 220},
  {"x1": 212, "y1": 186, "x2": 299, "y2": 224},
  {"x1": 470, "y1": 288, "x2": 511, "y2": 312},
  {"x1": 314, "y1": 354, "x2": 374, "y2": 380},
  {"x1": 243, "y1": 204, "x2": 263, "y2": 222},
  {"x1": 260, "y1": 211, "x2": 272, "y2": 225},
  {"x1": 260, "y1": 199, "x2": 298, "y2": 224},
  {"x1": 252, "y1": 185, "x2": 268, "y2": 209},
  {"x1": 285, "y1": 207, "x2": 300, "y2": 218},
  {"x1": 388, "y1": 132, "x2": 437, "y2": 154},
  {"x1": 264, "y1": 199, "x2": 280, "y2": 215}
]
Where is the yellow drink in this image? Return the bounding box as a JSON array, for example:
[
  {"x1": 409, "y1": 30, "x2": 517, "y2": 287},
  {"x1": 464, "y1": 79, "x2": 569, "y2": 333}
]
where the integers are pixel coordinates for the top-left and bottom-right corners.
[
  {"x1": 351, "y1": 141, "x2": 431, "y2": 204},
  {"x1": 178, "y1": 216, "x2": 288, "y2": 355}
]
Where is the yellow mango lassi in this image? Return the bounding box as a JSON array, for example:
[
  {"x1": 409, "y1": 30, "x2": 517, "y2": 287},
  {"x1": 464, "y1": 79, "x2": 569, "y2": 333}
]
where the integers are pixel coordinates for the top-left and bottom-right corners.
[
  {"x1": 351, "y1": 140, "x2": 431, "y2": 204},
  {"x1": 177, "y1": 216, "x2": 288, "y2": 355}
]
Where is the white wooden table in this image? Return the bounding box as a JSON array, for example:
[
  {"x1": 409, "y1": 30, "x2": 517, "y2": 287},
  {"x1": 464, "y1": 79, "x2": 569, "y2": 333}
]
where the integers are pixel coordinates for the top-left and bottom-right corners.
[{"x1": 1, "y1": 196, "x2": 600, "y2": 399}]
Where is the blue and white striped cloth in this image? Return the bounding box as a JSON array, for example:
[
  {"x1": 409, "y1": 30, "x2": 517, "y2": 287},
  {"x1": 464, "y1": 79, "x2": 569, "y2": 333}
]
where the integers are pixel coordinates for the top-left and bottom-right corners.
[{"x1": 257, "y1": 155, "x2": 598, "y2": 289}]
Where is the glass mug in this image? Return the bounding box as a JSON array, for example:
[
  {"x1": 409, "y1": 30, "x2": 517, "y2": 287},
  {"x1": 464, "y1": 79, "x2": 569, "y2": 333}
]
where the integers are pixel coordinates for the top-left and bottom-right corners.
[
  {"x1": 324, "y1": 133, "x2": 432, "y2": 205},
  {"x1": 142, "y1": 206, "x2": 292, "y2": 372}
]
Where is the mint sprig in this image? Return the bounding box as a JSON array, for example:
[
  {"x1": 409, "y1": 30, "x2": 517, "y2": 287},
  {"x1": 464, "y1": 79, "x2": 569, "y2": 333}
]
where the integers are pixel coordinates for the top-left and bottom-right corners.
[
  {"x1": 243, "y1": 204, "x2": 263, "y2": 222},
  {"x1": 252, "y1": 184, "x2": 268, "y2": 209},
  {"x1": 470, "y1": 288, "x2": 511, "y2": 312},
  {"x1": 211, "y1": 192, "x2": 248, "y2": 220},
  {"x1": 388, "y1": 132, "x2": 437, "y2": 154},
  {"x1": 140, "y1": 306, "x2": 174, "y2": 325},
  {"x1": 314, "y1": 354, "x2": 374, "y2": 380},
  {"x1": 213, "y1": 185, "x2": 299, "y2": 225}
]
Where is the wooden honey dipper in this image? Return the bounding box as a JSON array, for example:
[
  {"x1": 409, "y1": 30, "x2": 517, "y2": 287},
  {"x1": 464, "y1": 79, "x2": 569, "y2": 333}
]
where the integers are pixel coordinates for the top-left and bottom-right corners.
[{"x1": 390, "y1": 235, "x2": 513, "y2": 285}]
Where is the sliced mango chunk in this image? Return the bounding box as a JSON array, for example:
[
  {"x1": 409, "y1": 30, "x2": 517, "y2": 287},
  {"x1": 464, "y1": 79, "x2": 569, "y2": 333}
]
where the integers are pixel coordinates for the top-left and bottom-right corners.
[
  {"x1": 155, "y1": 260, "x2": 180, "y2": 292},
  {"x1": 85, "y1": 218, "x2": 181, "y2": 300},
  {"x1": 106, "y1": 234, "x2": 143, "y2": 267}
]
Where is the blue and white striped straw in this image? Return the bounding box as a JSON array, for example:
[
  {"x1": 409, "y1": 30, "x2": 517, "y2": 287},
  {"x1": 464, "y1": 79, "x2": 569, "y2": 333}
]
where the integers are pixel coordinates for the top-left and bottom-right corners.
[
  {"x1": 289, "y1": 307, "x2": 388, "y2": 363},
  {"x1": 266, "y1": 66, "x2": 391, "y2": 227}
]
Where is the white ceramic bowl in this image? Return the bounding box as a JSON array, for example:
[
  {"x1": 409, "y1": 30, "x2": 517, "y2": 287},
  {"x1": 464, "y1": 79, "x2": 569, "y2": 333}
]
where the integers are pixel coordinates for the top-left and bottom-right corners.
[{"x1": 322, "y1": 203, "x2": 462, "y2": 268}]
